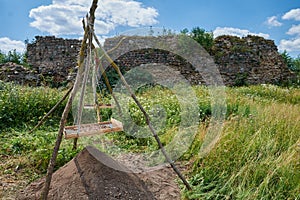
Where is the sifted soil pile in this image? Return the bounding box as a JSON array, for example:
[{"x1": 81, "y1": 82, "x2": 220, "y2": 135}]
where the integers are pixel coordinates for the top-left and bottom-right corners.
[{"x1": 16, "y1": 146, "x2": 181, "y2": 200}]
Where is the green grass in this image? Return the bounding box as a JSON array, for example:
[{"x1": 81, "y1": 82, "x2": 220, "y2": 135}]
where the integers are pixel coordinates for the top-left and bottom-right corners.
[
  {"x1": 183, "y1": 85, "x2": 300, "y2": 200},
  {"x1": 0, "y1": 81, "x2": 80, "y2": 194},
  {"x1": 0, "y1": 82, "x2": 299, "y2": 199}
]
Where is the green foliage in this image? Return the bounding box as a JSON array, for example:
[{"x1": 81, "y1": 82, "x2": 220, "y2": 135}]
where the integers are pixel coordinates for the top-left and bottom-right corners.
[
  {"x1": 280, "y1": 50, "x2": 293, "y2": 69},
  {"x1": 0, "y1": 49, "x2": 27, "y2": 65},
  {"x1": 291, "y1": 55, "x2": 300, "y2": 72},
  {"x1": 0, "y1": 51, "x2": 5, "y2": 63},
  {"x1": 181, "y1": 27, "x2": 214, "y2": 53},
  {"x1": 0, "y1": 129, "x2": 82, "y2": 176},
  {"x1": 280, "y1": 51, "x2": 300, "y2": 72},
  {"x1": 234, "y1": 72, "x2": 249, "y2": 86},
  {"x1": 180, "y1": 28, "x2": 189, "y2": 35},
  {"x1": 162, "y1": 27, "x2": 175, "y2": 36},
  {"x1": 98, "y1": 67, "x2": 127, "y2": 93},
  {"x1": 233, "y1": 84, "x2": 300, "y2": 104},
  {"x1": 279, "y1": 51, "x2": 300, "y2": 86},
  {"x1": 0, "y1": 81, "x2": 67, "y2": 130}
]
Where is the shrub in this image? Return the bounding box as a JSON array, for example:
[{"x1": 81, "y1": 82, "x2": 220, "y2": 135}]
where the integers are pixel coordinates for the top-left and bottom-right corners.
[{"x1": 0, "y1": 81, "x2": 66, "y2": 130}]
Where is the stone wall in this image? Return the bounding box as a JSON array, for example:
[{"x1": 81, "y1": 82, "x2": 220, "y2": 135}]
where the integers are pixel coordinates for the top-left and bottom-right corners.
[
  {"x1": 212, "y1": 35, "x2": 294, "y2": 86},
  {"x1": 27, "y1": 36, "x2": 82, "y2": 85},
  {"x1": 102, "y1": 44, "x2": 204, "y2": 85},
  {"x1": 0, "y1": 35, "x2": 296, "y2": 87},
  {"x1": 104, "y1": 35, "x2": 295, "y2": 86},
  {"x1": 0, "y1": 62, "x2": 37, "y2": 86}
]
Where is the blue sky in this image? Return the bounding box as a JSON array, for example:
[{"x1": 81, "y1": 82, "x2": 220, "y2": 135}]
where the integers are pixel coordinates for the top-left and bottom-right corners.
[{"x1": 0, "y1": 0, "x2": 299, "y2": 56}]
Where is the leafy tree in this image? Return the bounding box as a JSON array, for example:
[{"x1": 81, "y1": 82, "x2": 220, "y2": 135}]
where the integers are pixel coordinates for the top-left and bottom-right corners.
[
  {"x1": 180, "y1": 27, "x2": 214, "y2": 53},
  {"x1": 0, "y1": 51, "x2": 5, "y2": 64},
  {"x1": 7, "y1": 49, "x2": 22, "y2": 64},
  {"x1": 291, "y1": 56, "x2": 300, "y2": 72},
  {"x1": 280, "y1": 50, "x2": 293, "y2": 69},
  {"x1": 280, "y1": 51, "x2": 300, "y2": 72},
  {"x1": 0, "y1": 49, "x2": 27, "y2": 65},
  {"x1": 180, "y1": 28, "x2": 189, "y2": 35},
  {"x1": 280, "y1": 51, "x2": 300, "y2": 86},
  {"x1": 161, "y1": 27, "x2": 175, "y2": 36}
]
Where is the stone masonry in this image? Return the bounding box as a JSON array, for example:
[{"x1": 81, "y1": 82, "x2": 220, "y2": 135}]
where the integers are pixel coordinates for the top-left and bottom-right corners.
[
  {"x1": 27, "y1": 36, "x2": 82, "y2": 86},
  {"x1": 104, "y1": 35, "x2": 295, "y2": 86},
  {"x1": 0, "y1": 35, "x2": 296, "y2": 87},
  {"x1": 212, "y1": 35, "x2": 295, "y2": 86}
]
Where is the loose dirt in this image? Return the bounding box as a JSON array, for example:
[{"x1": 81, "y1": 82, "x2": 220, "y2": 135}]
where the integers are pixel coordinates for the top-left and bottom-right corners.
[{"x1": 16, "y1": 146, "x2": 181, "y2": 199}]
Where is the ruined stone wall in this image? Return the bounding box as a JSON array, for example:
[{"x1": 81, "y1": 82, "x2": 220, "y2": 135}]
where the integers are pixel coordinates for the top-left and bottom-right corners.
[
  {"x1": 27, "y1": 36, "x2": 81, "y2": 85},
  {"x1": 212, "y1": 35, "x2": 294, "y2": 86},
  {"x1": 102, "y1": 44, "x2": 203, "y2": 85},
  {"x1": 104, "y1": 35, "x2": 295, "y2": 86},
  {"x1": 0, "y1": 62, "x2": 37, "y2": 86},
  {"x1": 0, "y1": 35, "x2": 296, "y2": 87}
]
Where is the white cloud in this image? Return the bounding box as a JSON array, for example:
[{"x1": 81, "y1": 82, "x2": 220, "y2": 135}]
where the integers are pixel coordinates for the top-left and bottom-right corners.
[
  {"x1": 286, "y1": 24, "x2": 300, "y2": 35},
  {"x1": 278, "y1": 8, "x2": 300, "y2": 55},
  {"x1": 0, "y1": 37, "x2": 25, "y2": 53},
  {"x1": 29, "y1": 0, "x2": 158, "y2": 36},
  {"x1": 282, "y1": 8, "x2": 300, "y2": 21},
  {"x1": 279, "y1": 37, "x2": 300, "y2": 52},
  {"x1": 265, "y1": 16, "x2": 282, "y2": 27},
  {"x1": 213, "y1": 27, "x2": 270, "y2": 39}
]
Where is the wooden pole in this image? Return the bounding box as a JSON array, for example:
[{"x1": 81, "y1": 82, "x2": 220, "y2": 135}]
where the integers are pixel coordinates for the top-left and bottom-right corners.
[
  {"x1": 41, "y1": 1, "x2": 98, "y2": 199},
  {"x1": 28, "y1": 86, "x2": 73, "y2": 134},
  {"x1": 40, "y1": 84, "x2": 75, "y2": 200},
  {"x1": 91, "y1": 30, "x2": 192, "y2": 190},
  {"x1": 94, "y1": 50, "x2": 122, "y2": 115}
]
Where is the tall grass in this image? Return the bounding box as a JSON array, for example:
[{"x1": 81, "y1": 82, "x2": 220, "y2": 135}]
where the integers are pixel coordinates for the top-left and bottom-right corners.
[
  {"x1": 0, "y1": 81, "x2": 78, "y2": 186},
  {"x1": 0, "y1": 82, "x2": 299, "y2": 199},
  {"x1": 183, "y1": 85, "x2": 300, "y2": 200}
]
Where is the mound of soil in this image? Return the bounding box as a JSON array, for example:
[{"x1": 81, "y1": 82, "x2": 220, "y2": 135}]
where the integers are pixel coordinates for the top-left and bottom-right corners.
[{"x1": 16, "y1": 146, "x2": 181, "y2": 199}]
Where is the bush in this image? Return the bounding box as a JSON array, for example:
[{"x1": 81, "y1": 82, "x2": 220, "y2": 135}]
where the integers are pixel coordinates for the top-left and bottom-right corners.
[
  {"x1": 181, "y1": 27, "x2": 214, "y2": 53},
  {"x1": 0, "y1": 81, "x2": 66, "y2": 130}
]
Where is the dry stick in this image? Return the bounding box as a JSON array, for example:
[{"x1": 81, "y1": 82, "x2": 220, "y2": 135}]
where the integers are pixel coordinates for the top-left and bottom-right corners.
[
  {"x1": 40, "y1": 84, "x2": 75, "y2": 200},
  {"x1": 91, "y1": 30, "x2": 192, "y2": 190},
  {"x1": 72, "y1": 16, "x2": 88, "y2": 150},
  {"x1": 41, "y1": 1, "x2": 99, "y2": 199},
  {"x1": 95, "y1": 35, "x2": 127, "y2": 114},
  {"x1": 73, "y1": 7, "x2": 98, "y2": 149},
  {"x1": 115, "y1": 64, "x2": 192, "y2": 191},
  {"x1": 76, "y1": 25, "x2": 93, "y2": 141},
  {"x1": 105, "y1": 36, "x2": 127, "y2": 55},
  {"x1": 96, "y1": 36, "x2": 127, "y2": 114},
  {"x1": 28, "y1": 86, "x2": 73, "y2": 134},
  {"x1": 72, "y1": 17, "x2": 88, "y2": 150}
]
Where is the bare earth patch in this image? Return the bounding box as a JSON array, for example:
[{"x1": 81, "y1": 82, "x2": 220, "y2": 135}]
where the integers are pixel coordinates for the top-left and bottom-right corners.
[{"x1": 15, "y1": 146, "x2": 182, "y2": 200}]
